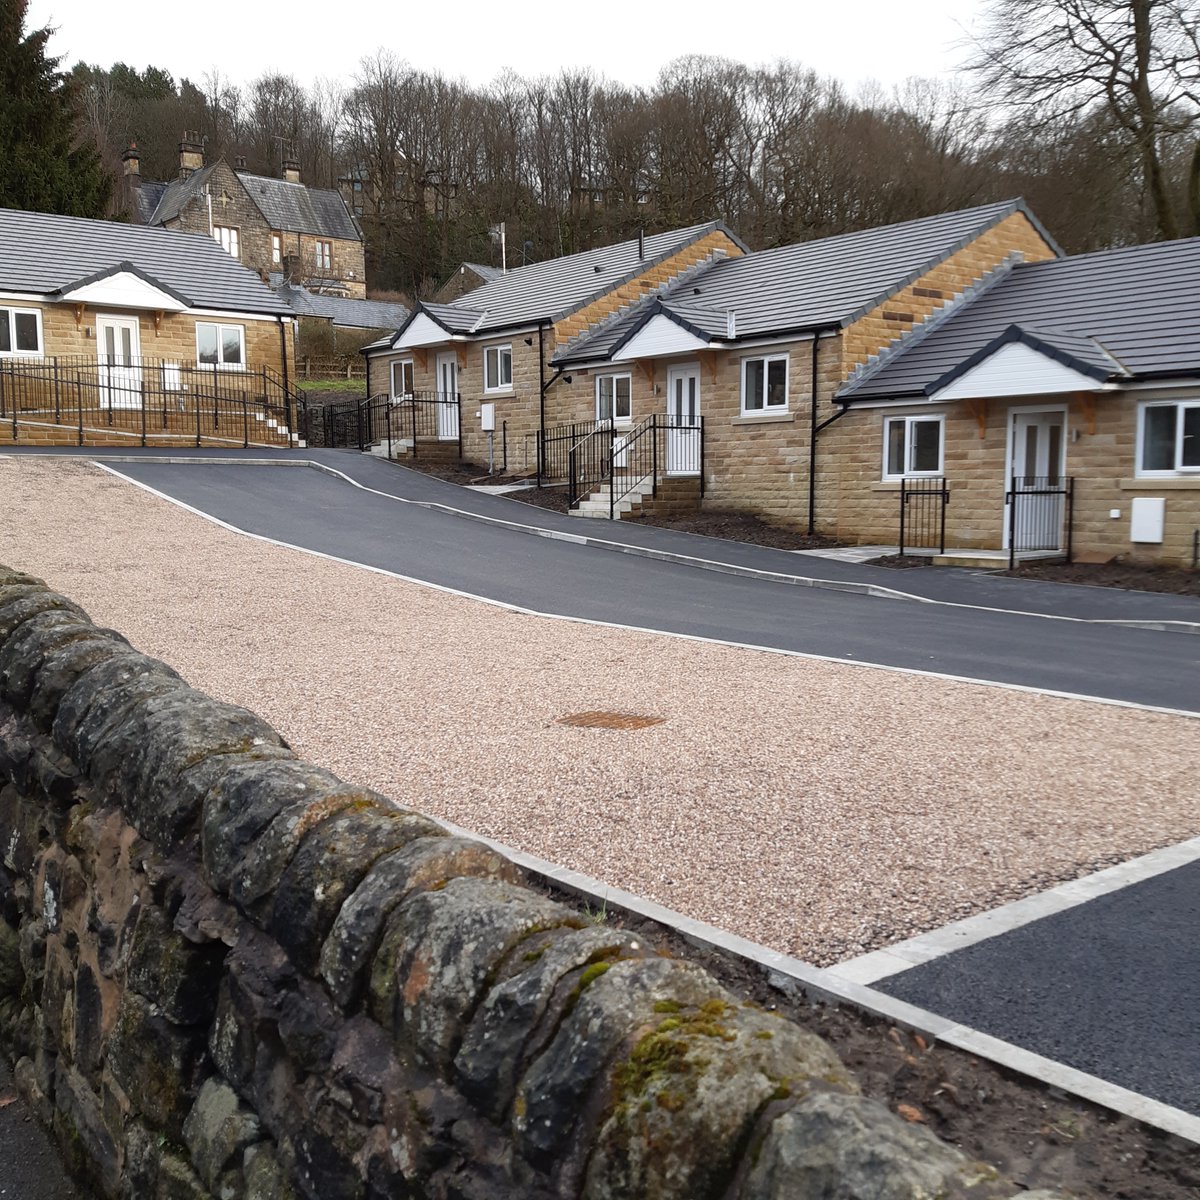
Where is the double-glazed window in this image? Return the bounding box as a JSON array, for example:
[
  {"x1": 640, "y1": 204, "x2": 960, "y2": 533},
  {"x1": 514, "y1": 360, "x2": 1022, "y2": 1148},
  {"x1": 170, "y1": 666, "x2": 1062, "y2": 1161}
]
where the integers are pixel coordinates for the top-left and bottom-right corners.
[
  {"x1": 596, "y1": 373, "x2": 632, "y2": 423},
  {"x1": 391, "y1": 359, "x2": 415, "y2": 398},
  {"x1": 1139, "y1": 402, "x2": 1200, "y2": 474},
  {"x1": 883, "y1": 414, "x2": 943, "y2": 478},
  {"x1": 213, "y1": 225, "x2": 240, "y2": 258},
  {"x1": 741, "y1": 354, "x2": 788, "y2": 413},
  {"x1": 196, "y1": 322, "x2": 245, "y2": 367},
  {"x1": 483, "y1": 344, "x2": 512, "y2": 393},
  {"x1": 0, "y1": 307, "x2": 43, "y2": 356},
  {"x1": 315, "y1": 240, "x2": 332, "y2": 270}
]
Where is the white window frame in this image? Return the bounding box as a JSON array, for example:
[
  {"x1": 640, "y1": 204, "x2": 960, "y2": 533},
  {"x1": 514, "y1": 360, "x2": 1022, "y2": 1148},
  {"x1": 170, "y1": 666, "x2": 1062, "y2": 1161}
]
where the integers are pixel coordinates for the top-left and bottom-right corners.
[
  {"x1": 596, "y1": 372, "x2": 633, "y2": 425},
  {"x1": 483, "y1": 344, "x2": 513, "y2": 394},
  {"x1": 272, "y1": 234, "x2": 282, "y2": 265},
  {"x1": 0, "y1": 306, "x2": 44, "y2": 358},
  {"x1": 882, "y1": 413, "x2": 945, "y2": 480},
  {"x1": 195, "y1": 322, "x2": 246, "y2": 369},
  {"x1": 1136, "y1": 400, "x2": 1200, "y2": 476},
  {"x1": 390, "y1": 359, "x2": 415, "y2": 399},
  {"x1": 213, "y1": 225, "x2": 240, "y2": 258},
  {"x1": 315, "y1": 240, "x2": 332, "y2": 270},
  {"x1": 740, "y1": 353, "x2": 789, "y2": 414}
]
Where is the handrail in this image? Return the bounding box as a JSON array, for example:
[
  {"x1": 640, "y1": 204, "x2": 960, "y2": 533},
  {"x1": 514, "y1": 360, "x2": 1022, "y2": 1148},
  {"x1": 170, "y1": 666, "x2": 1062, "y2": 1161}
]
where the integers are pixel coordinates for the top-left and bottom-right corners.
[{"x1": 566, "y1": 414, "x2": 702, "y2": 517}]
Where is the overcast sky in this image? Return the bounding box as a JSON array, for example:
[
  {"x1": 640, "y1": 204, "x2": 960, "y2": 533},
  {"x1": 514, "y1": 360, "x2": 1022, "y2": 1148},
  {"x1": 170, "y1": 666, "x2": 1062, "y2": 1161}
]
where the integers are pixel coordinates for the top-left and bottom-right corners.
[{"x1": 28, "y1": 0, "x2": 984, "y2": 93}]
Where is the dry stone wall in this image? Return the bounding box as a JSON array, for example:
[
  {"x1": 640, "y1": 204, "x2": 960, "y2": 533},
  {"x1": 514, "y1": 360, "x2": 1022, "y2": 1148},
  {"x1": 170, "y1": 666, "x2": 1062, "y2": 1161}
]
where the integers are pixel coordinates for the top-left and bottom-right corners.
[{"x1": 0, "y1": 566, "x2": 1066, "y2": 1200}]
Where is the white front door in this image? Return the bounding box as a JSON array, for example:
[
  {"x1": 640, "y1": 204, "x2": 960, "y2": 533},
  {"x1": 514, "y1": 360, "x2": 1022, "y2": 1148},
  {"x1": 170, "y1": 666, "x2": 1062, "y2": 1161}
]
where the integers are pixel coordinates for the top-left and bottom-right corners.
[
  {"x1": 435, "y1": 351, "x2": 460, "y2": 441},
  {"x1": 1006, "y1": 408, "x2": 1066, "y2": 550},
  {"x1": 665, "y1": 362, "x2": 701, "y2": 474},
  {"x1": 96, "y1": 315, "x2": 142, "y2": 409}
]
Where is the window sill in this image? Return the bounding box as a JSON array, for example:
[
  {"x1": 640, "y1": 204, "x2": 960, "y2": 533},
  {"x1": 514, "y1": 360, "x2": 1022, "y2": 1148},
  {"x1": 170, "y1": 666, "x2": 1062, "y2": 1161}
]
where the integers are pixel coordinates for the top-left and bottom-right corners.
[
  {"x1": 483, "y1": 388, "x2": 514, "y2": 397},
  {"x1": 1120, "y1": 477, "x2": 1200, "y2": 490},
  {"x1": 732, "y1": 411, "x2": 793, "y2": 425}
]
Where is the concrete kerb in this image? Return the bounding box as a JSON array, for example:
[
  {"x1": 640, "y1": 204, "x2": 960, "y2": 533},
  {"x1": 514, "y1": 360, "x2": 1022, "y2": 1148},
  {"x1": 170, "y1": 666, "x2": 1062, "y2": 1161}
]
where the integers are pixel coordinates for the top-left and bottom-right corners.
[
  {"x1": 439, "y1": 816, "x2": 1200, "y2": 1149},
  {"x1": 13, "y1": 449, "x2": 1200, "y2": 633},
  {"x1": 830, "y1": 834, "x2": 1200, "y2": 985}
]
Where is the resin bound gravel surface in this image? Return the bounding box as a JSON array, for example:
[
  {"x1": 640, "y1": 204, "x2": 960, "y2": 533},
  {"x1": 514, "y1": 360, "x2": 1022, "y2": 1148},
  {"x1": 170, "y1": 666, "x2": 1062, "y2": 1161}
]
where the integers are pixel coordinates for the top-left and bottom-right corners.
[{"x1": 5, "y1": 458, "x2": 1200, "y2": 967}]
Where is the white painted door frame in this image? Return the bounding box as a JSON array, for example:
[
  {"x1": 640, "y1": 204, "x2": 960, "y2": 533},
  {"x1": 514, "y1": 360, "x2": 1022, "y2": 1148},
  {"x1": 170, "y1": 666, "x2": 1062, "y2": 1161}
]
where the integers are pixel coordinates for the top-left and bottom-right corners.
[
  {"x1": 435, "y1": 351, "x2": 460, "y2": 441},
  {"x1": 665, "y1": 361, "x2": 701, "y2": 475},
  {"x1": 1003, "y1": 404, "x2": 1067, "y2": 551},
  {"x1": 95, "y1": 314, "x2": 143, "y2": 410}
]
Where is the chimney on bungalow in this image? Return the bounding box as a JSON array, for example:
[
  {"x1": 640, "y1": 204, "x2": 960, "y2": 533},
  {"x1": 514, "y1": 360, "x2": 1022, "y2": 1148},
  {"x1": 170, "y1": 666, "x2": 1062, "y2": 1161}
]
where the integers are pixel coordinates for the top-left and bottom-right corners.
[
  {"x1": 283, "y1": 154, "x2": 301, "y2": 185},
  {"x1": 122, "y1": 143, "x2": 140, "y2": 185},
  {"x1": 178, "y1": 130, "x2": 204, "y2": 179}
]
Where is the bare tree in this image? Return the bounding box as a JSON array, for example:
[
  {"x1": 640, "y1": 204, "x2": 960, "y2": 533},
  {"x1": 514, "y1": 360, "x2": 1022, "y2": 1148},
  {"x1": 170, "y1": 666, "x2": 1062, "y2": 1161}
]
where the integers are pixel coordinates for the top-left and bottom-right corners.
[{"x1": 967, "y1": 0, "x2": 1200, "y2": 238}]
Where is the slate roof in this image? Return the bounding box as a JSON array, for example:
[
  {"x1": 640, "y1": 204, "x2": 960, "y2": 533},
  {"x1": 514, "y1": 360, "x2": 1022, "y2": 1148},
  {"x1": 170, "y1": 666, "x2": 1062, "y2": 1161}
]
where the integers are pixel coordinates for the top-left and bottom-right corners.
[
  {"x1": 839, "y1": 237, "x2": 1200, "y2": 400},
  {"x1": 555, "y1": 200, "x2": 1056, "y2": 365},
  {"x1": 132, "y1": 181, "x2": 167, "y2": 225},
  {"x1": 0, "y1": 207, "x2": 293, "y2": 316},
  {"x1": 144, "y1": 163, "x2": 219, "y2": 225},
  {"x1": 461, "y1": 262, "x2": 503, "y2": 284},
  {"x1": 274, "y1": 281, "x2": 408, "y2": 330},
  {"x1": 234, "y1": 171, "x2": 360, "y2": 241},
  {"x1": 393, "y1": 222, "x2": 745, "y2": 342}
]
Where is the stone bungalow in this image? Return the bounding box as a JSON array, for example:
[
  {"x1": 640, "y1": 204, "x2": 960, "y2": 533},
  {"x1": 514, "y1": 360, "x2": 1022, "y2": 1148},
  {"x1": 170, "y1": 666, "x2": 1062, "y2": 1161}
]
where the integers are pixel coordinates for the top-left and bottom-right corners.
[
  {"x1": 549, "y1": 200, "x2": 1057, "y2": 521},
  {"x1": 831, "y1": 237, "x2": 1200, "y2": 565},
  {"x1": 128, "y1": 134, "x2": 366, "y2": 299},
  {"x1": 363, "y1": 222, "x2": 748, "y2": 471},
  {"x1": 0, "y1": 207, "x2": 300, "y2": 448}
]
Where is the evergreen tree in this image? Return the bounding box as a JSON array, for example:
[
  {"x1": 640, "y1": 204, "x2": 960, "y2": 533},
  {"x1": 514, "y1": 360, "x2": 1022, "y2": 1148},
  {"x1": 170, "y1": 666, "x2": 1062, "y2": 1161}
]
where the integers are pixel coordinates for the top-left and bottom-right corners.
[{"x1": 0, "y1": 0, "x2": 111, "y2": 216}]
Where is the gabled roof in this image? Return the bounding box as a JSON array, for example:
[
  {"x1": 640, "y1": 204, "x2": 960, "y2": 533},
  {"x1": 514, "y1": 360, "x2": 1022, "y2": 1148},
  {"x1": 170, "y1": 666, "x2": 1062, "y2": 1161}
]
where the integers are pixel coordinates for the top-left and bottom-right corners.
[
  {"x1": 0, "y1": 207, "x2": 293, "y2": 317},
  {"x1": 396, "y1": 222, "x2": 745, "y2": 341},
  {"x1": 145, "y1": 163, "x2": 219, "y2": 225},
  {"x1": 460, "y1": 262, "x2": 503, "y2": 285},
  {"x1": 839, "y1": 237, "x2": 1200, "y2": 401},
  {"x1": 133, "y1": 181, "x2": 167, "y2": 225},
  {"x1": 235, "y1": 170, "x2": 361, "y2": 242},
  {"x1": 53, "y1": 261, "x2": 193, "y2": 308},
  {"x1": 274, "y1": 281, "x2": 408, "y2": 330},
  {"x1": 555, "y1": 200, "x2": 1057, "y2": 365}
]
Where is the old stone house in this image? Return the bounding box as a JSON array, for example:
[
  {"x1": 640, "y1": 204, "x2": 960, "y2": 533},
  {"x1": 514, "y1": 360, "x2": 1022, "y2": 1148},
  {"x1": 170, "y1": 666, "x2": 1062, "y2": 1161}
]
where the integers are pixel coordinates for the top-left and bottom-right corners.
[
  {"x1": 0, "y1": 207, "x2": 300, "y2": 449},
  {"x1": 128, "y1": 134, "x2": 366, "y2": 299},
  {"x1": 432, "y1": 262, "x2": 503, "y2": 305}
]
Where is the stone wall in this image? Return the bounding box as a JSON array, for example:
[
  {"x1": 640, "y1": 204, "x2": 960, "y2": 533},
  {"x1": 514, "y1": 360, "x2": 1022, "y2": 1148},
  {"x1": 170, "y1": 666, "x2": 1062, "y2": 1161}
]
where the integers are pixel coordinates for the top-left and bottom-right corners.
[{"x1": 0, "y1": 573, "x2": 1063, "y2": 1200}]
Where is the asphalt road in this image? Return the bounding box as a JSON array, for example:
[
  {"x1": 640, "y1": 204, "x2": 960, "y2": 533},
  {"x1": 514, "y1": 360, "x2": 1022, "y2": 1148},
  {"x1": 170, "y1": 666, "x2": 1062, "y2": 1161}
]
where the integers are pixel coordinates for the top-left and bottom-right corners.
[
  {"x1": 878, "y1": 859, "x2": 1200, "y2": 1116},
  {"x1": 100, "y1": 460, "x2": 1200, "y2": 712}
]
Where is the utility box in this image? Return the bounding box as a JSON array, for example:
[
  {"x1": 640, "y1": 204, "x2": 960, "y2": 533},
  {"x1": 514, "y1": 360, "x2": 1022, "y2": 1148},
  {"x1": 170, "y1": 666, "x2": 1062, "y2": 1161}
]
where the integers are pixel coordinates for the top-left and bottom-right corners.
[
  {"x1": 1130, "y1": 497, "x2": 1165, "y2": 543},
  {"x1": 480, "y1": 402, "x2": 496, "y2": 432}
]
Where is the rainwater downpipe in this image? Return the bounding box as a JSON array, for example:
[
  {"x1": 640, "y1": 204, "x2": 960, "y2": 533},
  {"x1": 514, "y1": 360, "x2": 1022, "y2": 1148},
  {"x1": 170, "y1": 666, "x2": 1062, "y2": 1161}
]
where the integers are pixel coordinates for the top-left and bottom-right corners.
[{"x1": 807, "y1": 328, "x2": 845, "y2": 536}]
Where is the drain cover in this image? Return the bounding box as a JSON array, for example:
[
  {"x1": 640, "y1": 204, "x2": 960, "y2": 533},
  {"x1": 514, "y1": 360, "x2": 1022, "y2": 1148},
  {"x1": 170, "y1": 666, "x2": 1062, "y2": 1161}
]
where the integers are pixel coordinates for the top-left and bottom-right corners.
[{"x1": 557, "y1": 711, "x2": 666, "y2": 730}]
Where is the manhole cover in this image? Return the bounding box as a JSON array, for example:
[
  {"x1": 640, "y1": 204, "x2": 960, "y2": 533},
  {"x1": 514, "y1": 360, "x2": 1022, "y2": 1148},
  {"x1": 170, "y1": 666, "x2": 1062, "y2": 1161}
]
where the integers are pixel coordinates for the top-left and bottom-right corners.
[{"x1": 557, "y1": 711, "x2": 666, "y2": 731}]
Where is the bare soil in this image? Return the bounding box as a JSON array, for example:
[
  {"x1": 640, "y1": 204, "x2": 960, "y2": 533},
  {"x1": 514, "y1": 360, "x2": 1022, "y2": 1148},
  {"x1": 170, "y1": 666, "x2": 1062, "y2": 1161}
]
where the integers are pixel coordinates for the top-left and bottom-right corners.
[
  {"x1": 1005, "y1": 561, "x2": 1200, "y2": 597},
  {"x1": 629, "y1": 509, "x2": 843, "y2": 551},
  {"x1": 557, "y1": 893, "x2": 1199, "y2": 1200}
]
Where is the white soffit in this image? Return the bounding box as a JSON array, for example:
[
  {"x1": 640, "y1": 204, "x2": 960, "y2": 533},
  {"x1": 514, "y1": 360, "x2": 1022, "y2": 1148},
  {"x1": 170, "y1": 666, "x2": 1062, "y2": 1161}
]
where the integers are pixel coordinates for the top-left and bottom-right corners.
[
  {"x1": 59, "y1": 271, "x2": 188, "y2": 313},
  {"x1": 933, "y1": 341, "x2": 1104, "y2": 402},
  {"x1": 620, "y1": 313, "x2": 708, "y2": 360},
  {"x1": 395, "y1": 311, "x2": 453, "y2": 349}
]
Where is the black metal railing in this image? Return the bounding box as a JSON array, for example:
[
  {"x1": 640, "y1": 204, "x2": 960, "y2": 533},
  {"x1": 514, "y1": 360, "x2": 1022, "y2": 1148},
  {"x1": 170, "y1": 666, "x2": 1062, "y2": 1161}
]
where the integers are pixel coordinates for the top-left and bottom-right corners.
[
  {"x1": 1006, "y1": 475, "x2": 1075, "y2": 569},
  {"x1": 0, "y1": 354, "x2": 299, "y2": 448},
  {"x1": 898, "y1": 476, "x2": 949, "y2": 556},
  {"x1": 566, "y1": 414, "x2": 703, "y2": 518},
  {"x1": 537, "y1": 418, "x2": 611, "y2": 483},
  {"x1": 303, "y1": 391, "x2": 463, "y2": 459}
]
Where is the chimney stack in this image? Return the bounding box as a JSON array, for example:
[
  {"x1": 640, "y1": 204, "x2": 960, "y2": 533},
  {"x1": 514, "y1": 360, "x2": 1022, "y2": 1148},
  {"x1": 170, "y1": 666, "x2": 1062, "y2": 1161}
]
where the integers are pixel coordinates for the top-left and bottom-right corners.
[
  {"x1": 234, "y1": 155, "x2": 247, "y2": 171},
  {"x1": 122, "y1": 142, "x2": 140, "y2": 184},
  {"x1": 178, "y1": 130, "x2": 204, "y2": 179},
  {"x1": 283, "y1": 156, "x2": 301, "y2": 185},
  {"x1": 282, "y1": 252, "x2": 301, "y2": 282}
]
